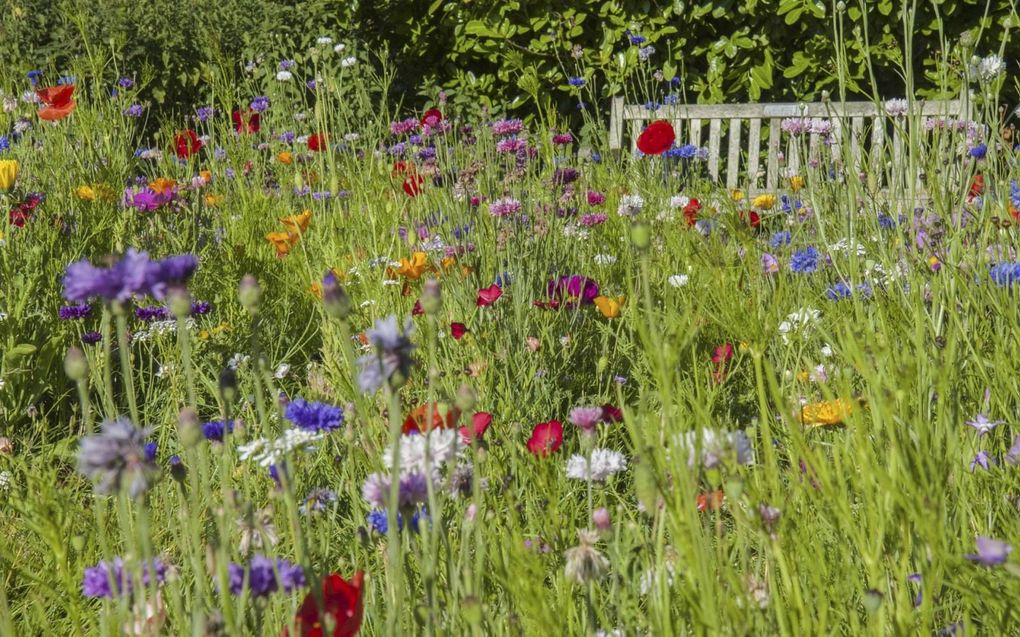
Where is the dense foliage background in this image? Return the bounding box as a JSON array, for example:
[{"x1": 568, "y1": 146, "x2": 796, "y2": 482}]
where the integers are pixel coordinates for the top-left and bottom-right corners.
[{"x1": 3, "y1": 0, "x2": 1017, "y2": 119}]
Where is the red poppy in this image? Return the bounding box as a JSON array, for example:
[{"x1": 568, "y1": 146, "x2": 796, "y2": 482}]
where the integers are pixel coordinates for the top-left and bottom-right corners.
[
  {"x1": 526, "y1": 420, "x2": 563, "y2": 456},
  {"x1": 402, "y1": 402, "x2": 461, "y2": 435},
  {"x1": 288, "y1": 571, "x2": 364, "y2": 637},
  {"x1": 683, "y1": 198, "x2": 701, "y2": 227},
  {"x1": 450, "y1": 322, "x2": 468, "y2": 340},
  {"x1": 402, "y1": 173, "x2": 425, "y2": 197},
  {"x1": 308, "y1": 133, "x2": 327, "y2": 152},
  {"x1": 459, "y1": 411, "x2": 493, "y2": 443},
  {"x1": 969, "y1": 174, "x2": 984, "y2": 198},
  {"x1": 9, "y1": 208, "x2": 30, "y2": 228},
  {"x1": 174, "y1": 129, "x2": 203, "y2": 159},
  {"x1": 421, "y1": 108, "x2": 443, "y2": 128},
  {"x1": 712, "y1": 343, "x2": 734, "y2": 383},
  {"x1": 740, "y1": 209, "x2": 761, "y2": 230},
  {"x1": 600, "y1": 404, "x2": 623, "y2": 423},
  {"x1": 232, "y1": 109, "x2": 261, "y2": 134},
  {"x1": 37, "y1": 84, "x2": 76, "y2": 121},
  {"x1": 476, "y1": 284, "x2": 502, "y2": 307},
  {"x1": 636, "y1": 120, "x2": 675, "y2": 155},
  {"x1": 696, "y1": 490, "x2": 725, "y2": 512},
  {"x1": 411, "y1": 300, "x2": 424, "y2": 316},
  {"x1": 532, "y1": 299, "x2": 561, "y2": 310},
  {"x1": 391, "y1": 161, "x2": 414, "y2": 177}
]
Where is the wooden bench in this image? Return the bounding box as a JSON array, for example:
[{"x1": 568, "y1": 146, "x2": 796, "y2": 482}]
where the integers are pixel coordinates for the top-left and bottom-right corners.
[{"x1": 608, "y1": 97, "x2": 971, "y2": 194}]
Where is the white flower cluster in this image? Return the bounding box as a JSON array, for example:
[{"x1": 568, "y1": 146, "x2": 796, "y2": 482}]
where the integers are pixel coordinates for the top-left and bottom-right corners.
[
  {"x1": 238, "y1": 428, "x2": 326, "y2": 467},
  {"x1": 383, "y1": 428, "x2": 462, "y2": 479},
  {"x1": 617, "y1": 194, "x2": 645, "y2": 217},
  {"x1": 131, "y1": 319, "x2": 195, "y2": 344},
  {"x1": 778, "y1": 307, "x2": 821, "y2": 344},
  {"x1": 565, "y1": 448, "x2": 627, "y2": 482}
]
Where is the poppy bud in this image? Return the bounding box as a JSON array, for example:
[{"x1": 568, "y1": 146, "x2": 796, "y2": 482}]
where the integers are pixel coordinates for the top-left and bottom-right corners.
[
  {"x1": 630, "y1": 223, "x2": 651, "y2": 250},
  {"x1": 167, "y1": 287, "x2": 191, "y2": 319},
  {"x1": 178, "y1": 408, "x2": 202, "y2": 449},
  {"x1": 421, "y1": 278, "x2": 442, "y2": 315},
  {"x1": 238, "y1": 274, "x2": 261, "y2": 314},
  {"x1": 455, "y1": 384, "x2": 477, "y2": 413},
  {"x1": 322, "y1": 271, "x2": 352, "y2": 320},
  {"x1": 169, "y1": 455, "x2": 187, "y2": 482},
  {"x1": 219, "y1": 367, "x2": 238, "y2": 405},
  {"x1": 64, "y1": 346, "x2": 89, "y2": 381}
]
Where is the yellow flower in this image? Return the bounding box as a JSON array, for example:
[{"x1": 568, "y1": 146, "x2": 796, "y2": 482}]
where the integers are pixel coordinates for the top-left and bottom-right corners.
[
  {"x1": 280, "y1": 209, "x2": 312, "y2": 234},
  {"x1": 593, "y1": 295, "x2": 625, "y2": 319},
  {"x1": 204, "y1": 193, "x2": 223, "y2": 206},
  {"x1": 790, "y1": 175, "x2": 805, "y2": 192},
  {"x1": 149, "y1": 177, "x2": 177, "y2": 195},
  {"x1": 277, "y1": 151, "x2": 293, "y2": 165},
  {"x1": 799, "y1": 398, "x2": 854, "y2": 427},
  {"x1": 752, "y1": 194, "x2": 776, "y2": 210},
  {"x1": 198, "y1": 330, "x2": 211, "y2": 341},
  {"x1": 730, "y1": 189, "x2": 745, "y2": 202},
  {"x1": 75, "y1": 184, "x2": 97, "y2": 201},
  {"x1": 0, "y1": 160, "x2": 19, "y2": 191},
  {"x1": 441, "y1": 256, "x2": 457, "y2": 270},
  {"x1": 795, "y1": 371, "x2": 811, "y2": 383},
  {"x1": 266, "y1": 231, "x2": 298, "y2": 257}
]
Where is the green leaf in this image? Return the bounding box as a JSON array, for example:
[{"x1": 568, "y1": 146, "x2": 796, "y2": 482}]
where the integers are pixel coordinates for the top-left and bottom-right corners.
[{"x1": 4, "y1": 343, "x2": 37, "y2": 363}]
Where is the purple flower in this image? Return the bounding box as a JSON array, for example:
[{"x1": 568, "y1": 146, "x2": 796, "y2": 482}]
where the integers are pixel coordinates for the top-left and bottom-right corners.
[
  {"x1": 117, "y1": 77, "x2": 135, "y2": 89},
  {"x1": 82, "y1": 331, "x2": 102, "y2": 344},
  {"x1": 1006, "y1": 435, "x2": 1020, "y2": 465},
  {"x1": 59, "y1": 303, "x2": 92, "y2": 320},
  {"x1": 123, "y1": 186, "x2": 165, "y2": 212},
  {"x1": 552, "y1": 167, "x2": 579, "y2": 185},
  {"x1": 146, "y1": 254, "x2": 199, "y2": 300},
  {"x1": 135, "y1": 305, "x2": 170, "y2": 322},
  {"x1": 356, "y1": 315, "x2": 417, "y2": 394},
  {"x1": 226, "y1": 555, "x2": 305, "y2": 596},
  {"x1": 568, "y1": 407, "x2": 604, "y2": 433},
  {"x1": 965, "y1": 536, "x2": 1012, "y2": 566},
  {"x1": 970, "y1": 450, "x2": 991, "y2": 472},
  {"x1": 82, "y1": 557, "x2": 167, "y2": 598},
  {"x1": 547, "y1": 275, "x2": 600, "y2": 306},
  {"x1": 63, "y1": 248, "x2": 152, "y2": 303},
  {"x1": 202, "y1": 420, "x2": 234, "y2": 442},
  {"x1": 123, "y1": 104, "x2": 144, "y2": 118},
  {"x1": 966, "y1": 413, "x2": 1002, "y2": 436},
  {"x1": 77, "y1": 418, "x2": 159, "y2": 497},
  {"x1": 284, "y1": 398, "x2": 344, "y2": 432},
  {"x1": 191, "y1": 301, "x2": 211, "y2": 315},
  {"x1": 250, "y1": 96, "x2": 270, "y2": 113},
  {"x1": 761, "y1": 253, "x2": 779, "y2": 274}
]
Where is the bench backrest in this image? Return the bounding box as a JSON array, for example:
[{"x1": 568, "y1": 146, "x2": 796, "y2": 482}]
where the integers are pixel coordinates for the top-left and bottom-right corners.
[{"x1": 608, "y1": 97, "x2": 970, "y2": 192}]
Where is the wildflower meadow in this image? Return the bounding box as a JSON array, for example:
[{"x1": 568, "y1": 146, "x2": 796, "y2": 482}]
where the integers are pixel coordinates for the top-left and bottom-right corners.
[{"x1": 2, "y1": 13, "x2": 1020, "y2": 637}]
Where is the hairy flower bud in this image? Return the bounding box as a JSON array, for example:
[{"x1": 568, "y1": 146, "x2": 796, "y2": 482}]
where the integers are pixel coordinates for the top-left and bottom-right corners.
[
  {"x1": 238, "y1": 275, "x2": 261, "y2": 314},
  {"x1": 64, "y1": 346, "x2": 89, "y2": 381}
]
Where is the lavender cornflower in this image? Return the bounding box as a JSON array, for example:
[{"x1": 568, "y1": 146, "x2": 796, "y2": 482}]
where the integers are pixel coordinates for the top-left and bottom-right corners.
[
  {"x1": 970, "y1": 451, "x2": 991, "y2": 472},
  {"x1": 825, "y1": 282, "x2": 852, "y2": 300},
  {"x1": 77, "y1": 418, "x2": 159, "y2": 497},
  {"x1": 63, "y1": 248, "x2": 152, "y2": 303},
  {"x1": 146, "y1": 254, "x2": 199, "y2": 300},
  {"x1": 299, "y1": 488, "x2": 338, "y2": 515},
  {"x1": 569, "y1": 407, "x2": 604, "y2": 433},
  {"x1": 195, "y1": 106, "x2": 215, "y2": 123},
  {"x1": 250, "y1": 96, "x2": 270, "y2": 113},
  {"x1": 117, "y1": 77, "x2": 135, "y2": 89},
  {"x1": 790, "y1": 247, "x2": 820, "y2": 274},
  {"x1": 59, "y1": 303, "x2": 92, "y2": 320},
  {"x1": 284, "y1": 399, "x2": 344, "y2": 432},
  {"x1": 82, "y1": 331, "x2": 102, "y2": 344},
  {"x1": 122, "y1": 104, "x2": 144, "y2": 118},
  {"x1": 82, "y1": 557, "x2": 167, "y2": 598},
  {"x1": 965, "y1": 536, "x2": 1012, "y2": 566},
  {"x1": 356, "y1": 315, "x2": 417, "y2": 394},
  {"x1": 202, "y1": 419, "x2": 234, "y2": 442},
  {"x1": 966, "y1": 413, "x2": 1002, "y2": 436},
  {"x1": 489, "y1": 197, "x2": 521, "y2": 217},
  {"x1": 491, "y1": 119, "x2": 524, "y2": 137},
  {"x1": 226, "y1": 555, "x2": 305, "y2": 596},
  {"x1": 769, "y1": 231, "x2": 791, "y2": 249}
]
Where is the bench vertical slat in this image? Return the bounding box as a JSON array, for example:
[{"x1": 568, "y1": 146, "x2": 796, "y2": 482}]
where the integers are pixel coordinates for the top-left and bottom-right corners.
[
  {"x1": 808, "y1": 131, "x2": 821, "y2": 166},
  {"x1": 766, "y1": 119, "x2": 781, "y2": 191},
  {"x1": 747, "y1": 118, "x2": 762, "y2": 191},
  {"x1": 870, "y1": 117, "x2": 884, "y2": 188},
  {"x1": 630, "y1": 120, "x2": 643, "y2": 153},
  {"x1": 609, "y1": 97, "x2": 624, "y2": 151},
  {"x1": 726, "y1": 118, "x2": 742, "y2": 190},
  {"x1": 689, "y1": 118, "x2": 702, "y2": 147},
  {"x1": 892, "y1": 121, "x2": 903, "y2": 191},
  {"x1": 707, "y1": 118, "x2": 722, "y2": 180},
  {"x1": 851, "y1": 116, "x2": 864, "y2": 174},
  {"x1": 787, "y1": 136, "x2": 799, "y2": 176}
]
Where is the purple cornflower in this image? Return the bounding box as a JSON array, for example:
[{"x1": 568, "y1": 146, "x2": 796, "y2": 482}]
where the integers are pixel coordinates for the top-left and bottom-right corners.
[
  {"x1": 762, "y1": 253, "x2": 780, "y2": 274},
  {"x1": 63, "y1": 248, "x2": 152, "y2": 303},
  {"x1": 146, "y1": 254, "x2": 199, "y2": 300},
  {"x1": 77, "y1": 418, "x2": 159, "y2": 497},
  {"x1": 135, "y1": 305, "x2": 170, "y2": 322},
  {"x1": 195, "y1": 106, "x2": 215, "y2": 123},
  {"x1": 970, "y1": 450, "x2": 991, "y2": 472},
  {"x1": 82, "y1": 331, "x2": 102, "y2": 344},
  {"x1": 191, "y1": 301, "x2": 211, "y2": 315},
  {"x1": 965, "y1": 536, "x2": 1012, "y2": 566},
  {"x1": 202, "y1": 419, "x2": 234, "y2": 442},
  {"x1": 489, "y1": 197, "x2": 521, "y2": 217},
  {"x1": 491, "y1": 119, "x2": 523, "y2": 137},
  {"x1": 1006, "y1": 435, "x2": 1020, "y2": 465},
  {"x1": 356, "y1": 315, "x2": 417, "y2": 394},
  {"x1": 82, "y1": 557, "x2": 167, "y2": 598},
  {"x1": 117, "y1": 77, "x2": 135, "y2": 89},
  {"x1": 250, "y1": 96, "x2": 270, "y2": 113},
  {"x1": 579, "y1": 213, "x2": 607, "y2": 227},
  {"x1": 552, "y1": 167, "x2": 578, "y2": 185},
  {"x1": 59, "y1": 303, "x2": 92, "y2": 320},
  {"x1": 299, "y1": 488, "x2": 338, "y2": 514},
  {"x1": 284, "y1": 399, "x2": 344, "y2": 432},
  {"x1": 123, "y1": 104, "x2": 144, "y2": 118},
  {"x1": 547, "y1": 275, "x2": 600, "y2": 306},
  {"x1": 552, "y1": 133, "x2": 573, "y2": 145},
  {"x1": 966, "y1": 413, "x2": 1002, "y2": 436},
  {"x1": 226, "y1": 555, "x2": 305, "y2": 596},
  {"x1": 569, "y1": 407, "x2": 604, "y2": 433},
  {"x1": 790, "y1": 247, "x2": 820, "y2": 274}
]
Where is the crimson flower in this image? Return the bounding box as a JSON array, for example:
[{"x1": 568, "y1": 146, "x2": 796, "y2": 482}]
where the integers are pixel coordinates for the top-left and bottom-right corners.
[
  {"x1": 460, "y1": 412, "x2": 493, "y2": 443},
  {"x1": 402, "y1": 173, "x2": 424, "y2": 197},
  {"x1": 969, "y1": 174, "x2": 984, "y2": 198},
  {"x1": 712, "y1": 343, "x2": 734, "y2": 383},
  {"x1": 37, "y1": 84, "x2": 76, "y2": 121},
  {"x1": 421, "y1": 108, "x2": 443, "y2": 127},
  {"x1": 740, "y1": 209, "x2": 761, "y2": 230},
  {"x1": 232, "y1": 109, "x2": 261, "y2": 134},
  {"x1": 288, "y1": 571, "x2": 364, "y2": 637},
  {"x1": 411, "y1": 300, "x2": 424, "y2": 316},
  {"x1": 476, "y1": 284, "x2": 502, "y2": 307},
  {"x1": 636, "y1": 120, "x2": 675, "y2": 155},
  {"x1": 527, "y1": 420, "x2": 563, "y2": 456},
  {"x1": 600, "y1": 404, "x2": 623, "y2": 423},
  {"x1": 683, "y1": 199, "x2": 701, "y2": 227},
  {"x1": 174, "y1": 130, "x2": 202, "y2": 159},
  {"x1": 308, "y1": 133, "x2": 327, "y2": 152},
  {"x1": 450, "y1": 322, "x2": 467, "y2": 340}
]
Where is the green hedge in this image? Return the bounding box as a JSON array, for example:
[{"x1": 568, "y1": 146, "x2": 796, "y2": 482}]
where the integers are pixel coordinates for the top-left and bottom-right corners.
[{"x1": 1, "y1": 0, "x2": 1016, "y2": 117}]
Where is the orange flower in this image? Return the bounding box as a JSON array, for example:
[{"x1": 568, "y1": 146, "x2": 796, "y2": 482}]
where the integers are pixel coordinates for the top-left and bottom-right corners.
[
  {"x1": 441, "y1": 256, "x2": 457, "y2": 270},
  {"x1": 799, "y1": 398, "x2": 854, "y2": 427},
  {"x1": 277, "y1": 151, "x2": 293, "y2": 165},
  {"x1": 149, "y1": 177, "x2": 177, "y2": 195},
  {"x1": 280, "y1": 210, "x2": 312, "y2": 234},
  {"x1": 593, "y1": 295, "x2": 625, "y2": 319},
  {"x1": 200, "y1": 170, "x2": 212, "y2": 182},
  {"x1": 402, "y1": 402, "x2": 461, "y2": 435},
  {"x1": 37, "y1": 84, "x2": 76, "y2": 121},
  {"x1": 204, "y1": 194, "x2": 223, "y2": 206},
  {"x1": 309, "y1": 282, "x2": 323, "y2": 298},
  {"x1": 266, "y1": 231, "x2": 298, "y2": 257},
  {"x1": 395, "y1": 252, "x2": 431, "y2": 280}
]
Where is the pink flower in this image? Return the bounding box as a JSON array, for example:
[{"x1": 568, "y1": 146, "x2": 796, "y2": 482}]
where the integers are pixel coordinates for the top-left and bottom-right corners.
[
  {"x1": 460, "y1": 411, "x2": 493, "y2": 443},
  {"x1": 527, "y1": 420, "x2": 563, "y2": 456},
  {"x1": 450, "y1": 322, "x2": 468, "y2": 340},
  {"x1": 476, "y1": 284, "x2": 503, "y2": 307},
  {"x1": 568, "y1": 406, "x2": 603, "y2": 433}
]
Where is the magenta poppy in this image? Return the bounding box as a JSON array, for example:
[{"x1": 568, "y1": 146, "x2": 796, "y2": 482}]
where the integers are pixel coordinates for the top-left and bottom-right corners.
[
  {"x1": 636, "y1": 120, "x2": 675, "y2": 155},
  {"x1": 476, "y1": 284, "x2": 502, "y2": 307},
  {"x1": 546, "y1": 275, "x2": 599, "y2": 307},
  {"x1": 460, "y1": 411, "x2": 493, "y2": 443},
  {"x1": 527, "y1": 420, "x2": 563, "y2": 456},
  {"x1": 451, "y1": 322, "x2": 468, "y2": 339},
  {"x1": 421, "y1": 108, "x2": 443, "y2": 127}
]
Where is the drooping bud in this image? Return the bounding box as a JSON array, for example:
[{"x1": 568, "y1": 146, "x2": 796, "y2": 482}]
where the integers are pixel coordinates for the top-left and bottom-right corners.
[
  {"x1": 455, "y1": 384, "x2": 477, "y2": 413},
  {"x1": 321, "y1": 271, "x2": 352, "y2": 320},
  {"x1": 238, "y1": 275, "x2": 261, "y2": 315},
  {"x1": 219, "y1": 366, "x2": 238, "y2": 405},
  {"x1": 178, "y1": 408, "x2": 202, "y2": 449},
  {"x1": 64, "y1": 347, "x2": 89, "y2": 381},
  {"x1": 167, "y1": 287, "x2": 192, "y2": 319}
]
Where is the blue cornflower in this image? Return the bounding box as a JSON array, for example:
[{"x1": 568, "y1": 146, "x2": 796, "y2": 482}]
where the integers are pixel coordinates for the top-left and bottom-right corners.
[
  {"x1": 278, "y1": 59, "x2": 296, "y2": 70},
  {"x1": 118, "y1": 77, "x2": 135, "y2": 89},
  {"x1": 122, "y1": 104, "x2": 144, "y2": 118},
  {"x1": 367, "y1": 508, "x2": 427, "y2": 534},
  {"x1": 826, "y1": 281, "x2": 852, "y2": 300},
  {"x1": 1010, "y1": 180, "x2": 1020, "y2": 210},
  {"x1": 969, "y1": 143, "x2": 987, "y2": 159},
  {"x1": 26, "y1": 70, "x2": 42, "y2": 86},
  {"x1": 250, "y1": 96, "x2": 270, "y2": 113},
  {"x1": 628, "y1": 34, "x2": 647, "y2": 45},
  {"x1": 670, "y1": 76, "x2": 681, "y2": 88},
  {"x1": 877, "y1": 214, "x2": 896, "y2": 230},
  {"x1": 989, "y1": 262, "x2": 1020, "y2": 286},
  {"x1": 790, "y1": 247, "x2": 820, "y2": 274},
  {"x1": 82, "y1": 557, "x2": 167, "y2": 598},
  {"x1": 195, "y1": 106, "x2": 215, "y2": 122},
  {"x1": 856, "y1": 282, "x2": 874, "y2": 299},
  {"x1": 284, "y1": 398, "x2": 344, "y2": 432},
  {"x1": 144, "y1": 442, "x2": 157, "y2": 461},
  {"x1": 58, "y1": 76, "x2": 76, "y2": 85},
  {"x1": 663, "y1": 94, "x2": 679, "y2": 106},
  {"x1": 568, "y1": 76, "x2": 586, "y2": 87},
  {"x1": 0, "y1": 135, "x2": 9, "y2": 152},
  {"x1": 780, "y1": 195, "x2": 802, "y2": 214},
  {"x1": 202, "y1": 419, "x2": 234, "y2": 442},
  {"x1": 226, "y1": 555, "x2": 304, "y2": 597},
  {"x1": 769, "y1": 231, "x2": 791, "y2": 249},
  {"x1": 644, "y1": 101, "x2": 661, "y2": 112},
  {"x1": 662, "y1": 144, "x2": 698, "y2": 159}
]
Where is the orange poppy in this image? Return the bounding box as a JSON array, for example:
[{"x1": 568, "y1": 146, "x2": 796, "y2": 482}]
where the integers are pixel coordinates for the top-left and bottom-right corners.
[
  {"x1": 266, "y1": 231, "x2": 298, "y2": 257},
  {"x1": 402, "y1": 402, "x2": 461, "y2": 435},
  {"x1": 280, "y1": 209, "x2": 312, "y2": 233},
  {"x1": 37, "y1": 84, "x2": 76, "y2": 121},
  {"x1": 149, "y1": 178, "x2": 177, "y2": 195},
  {"x1": 394, "y1": 252, "x2": 431, "y2": 280}
]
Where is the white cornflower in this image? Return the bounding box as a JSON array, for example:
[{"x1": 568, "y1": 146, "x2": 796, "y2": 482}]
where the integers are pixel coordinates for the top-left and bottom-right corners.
[
  {"x1": 276, "y1": 70, "x2": 293, "y2": 81},
  {"x1": 383, "y1": 428, "x2": 461, "y2": 477},
  {"x1": 671, "y1": 429, "x2": 755, "y2": 469},
  {"x1": 667, "y1": 274, "x2": 689, "y2": 288},
  {"x1": 237, "y1": 428, "x2": 326, "y2": 466},
  {"x1": 227, "y1": 353, "x2": 250, "y2": 370},
  {"x1": 316, "y1": 36, "x2": 334, "y2": 45},
  {"x1": 566, "y1": 449, "x2": 627, "y2": 482},
  {"x1": 820, "y1": 343, "x2": 834, "y2": 357},
  {"x1": 340, "y1": 56, "x2": 357, "y2": 68},
  {"x1": 828, "y1": 238, "x2": 866, "y2": 256},
  {"x1": 343, "y1": 132, "x2": 360, "y2": 142},
  {"x1": 778, "y1": 307, "x2": 821, "y2": 344},
  {"x1": 670, "y1": 195, "x2": 691, "y2": 209},
  {"x1": 978, "y1": 54, "x2": 1005, "y2": 81},
  {"x1": 0, "y1": 470, "x2": 10, "y2": 492},
  {"x1": 593, "y1": 254, "x2": 617, "y2": 265},
  {"x1": 885, "y1": 98, "x2": 909, "y2": 117},
  {"x1": 273, "y1": 363, "x2": 291, "y2": 379},
  {"x1": 617, "y1": 194, "x2": 645, "y2": 217},
  {"x1": 333, "y1": 43, "x2": 347, "y2": 53}
]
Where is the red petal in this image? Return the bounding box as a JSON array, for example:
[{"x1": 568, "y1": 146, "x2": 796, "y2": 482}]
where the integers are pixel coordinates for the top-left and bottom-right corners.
[
  {"x1": 636, "y1": 120, "x2": 675, "y2": 155},
  {"x1": 476, "y1": 284, "x2": 502, "y2": 307},
  {"x1": 450, "y1": 322, "x2": 467, "y2": 340}
]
